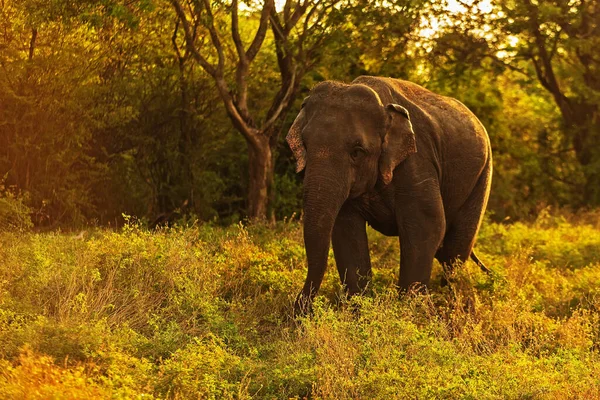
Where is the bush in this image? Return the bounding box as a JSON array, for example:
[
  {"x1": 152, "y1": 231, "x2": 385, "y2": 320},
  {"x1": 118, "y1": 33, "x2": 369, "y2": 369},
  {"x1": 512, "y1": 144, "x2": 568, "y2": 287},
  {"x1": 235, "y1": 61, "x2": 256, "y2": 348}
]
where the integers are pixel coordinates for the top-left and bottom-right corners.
[
  {"x1": 0, "y1": 188, "x2": 32, "y2": 232},
  {"x1": 0, "y1": 213, "x2": 599, "y2": 398}
]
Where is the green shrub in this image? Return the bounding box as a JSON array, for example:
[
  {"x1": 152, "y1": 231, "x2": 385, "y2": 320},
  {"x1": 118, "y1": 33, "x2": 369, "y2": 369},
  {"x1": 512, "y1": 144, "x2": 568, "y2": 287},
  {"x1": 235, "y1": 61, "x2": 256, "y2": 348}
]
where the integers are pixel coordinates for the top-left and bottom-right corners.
[
  {"x1": 0, "y1": 190, "x2": 32, "y2": 232},
  {"x1": 0, "y1": 212, "x2": 599, "y2": 398}
]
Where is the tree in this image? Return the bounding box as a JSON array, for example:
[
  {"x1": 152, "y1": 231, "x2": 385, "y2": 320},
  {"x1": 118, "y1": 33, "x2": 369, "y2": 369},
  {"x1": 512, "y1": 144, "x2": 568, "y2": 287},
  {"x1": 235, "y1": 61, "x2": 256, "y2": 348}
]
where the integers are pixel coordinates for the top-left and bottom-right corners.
[
  {"x1": 87, "y1": 3, "x2": 231, "y2": 223},
  {"x1": 469, "y1": 0, "x2": 600, "y2": 205},
  {"x1": 169, "y1": 0, "x2": 346, "y2": 219},
  {"x1": 0, "y1": 0, "x2": 106, "y2": 225}
]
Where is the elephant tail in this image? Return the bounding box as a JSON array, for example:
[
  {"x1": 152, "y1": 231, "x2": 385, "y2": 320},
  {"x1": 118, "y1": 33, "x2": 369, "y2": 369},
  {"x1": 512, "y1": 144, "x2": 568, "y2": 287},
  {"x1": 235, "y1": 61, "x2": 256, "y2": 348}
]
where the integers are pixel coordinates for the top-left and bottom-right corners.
[{"x1": 471, "y1": 251, "x2": 491, "y2": 275}]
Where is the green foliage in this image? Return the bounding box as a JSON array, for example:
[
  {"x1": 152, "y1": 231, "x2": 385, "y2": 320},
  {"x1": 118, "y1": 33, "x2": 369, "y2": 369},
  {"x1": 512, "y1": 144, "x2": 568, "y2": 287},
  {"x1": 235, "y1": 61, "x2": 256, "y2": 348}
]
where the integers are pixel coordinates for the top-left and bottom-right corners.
[
  {"x1": 156, "y1": 335, "x2": 249, "y2": 399},
  {"x1": 1, "y1": 213, "x2": 600, "y2": 398},
  {"x1": 0, "y1": 185, "x2": 32, "y2": 232},
  {"x1": 462, "y1": 0, "x2": 600, "y2": 205},
  {"x1": 0, "y1": 346, "x2": 110, "y2": 399},
  {"x1": 2, "y1": 0, "x2": 599, "y2": 224},
  {"x1": 3, "y1": 1, "x2": 600, "y2": 394}
]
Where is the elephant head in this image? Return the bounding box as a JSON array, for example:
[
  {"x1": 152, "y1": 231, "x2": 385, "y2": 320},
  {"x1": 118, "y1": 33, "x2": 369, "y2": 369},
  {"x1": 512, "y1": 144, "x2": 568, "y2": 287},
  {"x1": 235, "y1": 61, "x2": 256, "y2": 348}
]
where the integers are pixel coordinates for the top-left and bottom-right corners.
[{"x1": 286, "y1": 81, "x2": 417, "y2": 311}]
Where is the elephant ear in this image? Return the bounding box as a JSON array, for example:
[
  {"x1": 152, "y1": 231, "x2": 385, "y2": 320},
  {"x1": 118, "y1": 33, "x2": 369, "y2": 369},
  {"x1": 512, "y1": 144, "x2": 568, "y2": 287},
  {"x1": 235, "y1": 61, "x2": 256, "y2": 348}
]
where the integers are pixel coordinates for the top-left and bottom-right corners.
[
  {"x1": 286, "y1": 107, "x2": 307, "y2": 173},
  {"x1": 379, "y1": 104, "x2": 417, "y2": 185}
]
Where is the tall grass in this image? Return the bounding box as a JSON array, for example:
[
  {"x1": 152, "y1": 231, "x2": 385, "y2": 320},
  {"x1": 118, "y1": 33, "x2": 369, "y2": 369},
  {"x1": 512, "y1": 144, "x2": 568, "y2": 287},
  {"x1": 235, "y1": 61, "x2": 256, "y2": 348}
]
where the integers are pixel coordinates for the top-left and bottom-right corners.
[{"x1": 1, "y1": 212, "x2": 600, "y2": 398}]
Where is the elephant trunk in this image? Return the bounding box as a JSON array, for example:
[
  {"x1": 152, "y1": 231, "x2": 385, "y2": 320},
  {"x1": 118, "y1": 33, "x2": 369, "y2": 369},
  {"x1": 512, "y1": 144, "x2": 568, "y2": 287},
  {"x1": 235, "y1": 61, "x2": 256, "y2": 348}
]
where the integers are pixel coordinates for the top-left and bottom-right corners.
[{"x1": 297, "y1": 162, "x2": 350, "y2": 312}]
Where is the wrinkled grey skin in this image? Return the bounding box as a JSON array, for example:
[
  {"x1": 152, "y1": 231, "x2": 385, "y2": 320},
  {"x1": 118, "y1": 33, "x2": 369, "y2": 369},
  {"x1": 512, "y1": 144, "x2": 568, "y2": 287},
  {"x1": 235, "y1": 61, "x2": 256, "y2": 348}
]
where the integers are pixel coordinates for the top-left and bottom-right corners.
[{"x1": 287, "y1": 76, "x2": 492, "y2": 313}]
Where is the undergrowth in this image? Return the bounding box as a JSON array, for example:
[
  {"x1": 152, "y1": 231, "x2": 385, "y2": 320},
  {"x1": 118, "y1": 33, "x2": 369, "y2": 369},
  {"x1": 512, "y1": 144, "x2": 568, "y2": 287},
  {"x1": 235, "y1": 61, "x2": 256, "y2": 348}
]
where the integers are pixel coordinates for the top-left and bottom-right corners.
[{"x1": 1, "y1": 211, "x2": 600, "y2": 399}]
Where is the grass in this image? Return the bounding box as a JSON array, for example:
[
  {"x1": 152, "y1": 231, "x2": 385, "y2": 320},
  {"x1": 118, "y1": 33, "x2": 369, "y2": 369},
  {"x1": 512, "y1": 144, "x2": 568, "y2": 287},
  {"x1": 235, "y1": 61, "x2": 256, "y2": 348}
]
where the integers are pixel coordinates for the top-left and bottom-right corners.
[{"x1": 1, "y1": 211, "x2": 600, "y2": 399}]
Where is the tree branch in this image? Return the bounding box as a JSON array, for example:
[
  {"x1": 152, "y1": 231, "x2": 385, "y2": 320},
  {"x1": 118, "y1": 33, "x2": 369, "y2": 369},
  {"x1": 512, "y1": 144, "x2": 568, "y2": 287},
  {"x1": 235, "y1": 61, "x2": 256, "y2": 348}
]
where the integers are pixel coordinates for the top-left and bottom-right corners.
[
  {"x1": 523, "y1": 0, "x2": 573, "y2": 121},
  {"x1": 231, "y1": 0, "x2": 246, "y2": 63},
  {"x1": 214, "y1": 76, "x2": 260, "y2": 146},
  {"x1": 171, "y1": 20, "x2": 184, "y2": 62},
  {"x1": 231, "y1": 0, "x2": 250, "y2": 121},
  {"x1": 265, "y1": 0, "x2": 341, "y2": 135},
  {"x1": 286, "y1": 0, "x2": 308, "y2": 33},
  {"x1": 28, "y1": 28, "x2": 37, "y2": 60},
  {"x1": 171, "y1": 0, "x2": 257, "y2": 145},
  {"x1": 531, "y1": 55, "x2": 552, "y2": 91},
  {"x1": 231, "y1": 0, "x2": 274, "y2": 125},
  {"x1": 200, "y1": 0, "x2": 224, "y2": 76},
  {"x1": 267, "y1": 3, "x2": 300, "y2": 128},
  {"x1": 170, "y1": 0, "x2": 216, "y2": 76},
  {"x1": 548, "y1": 27, "x2": 562, "y2": 61},
  {"x1": 263, "y1": 67, "x2": 297, "y2": 132},
  {"x1": 246, "y1": 0, "x2": 274, "y2": 62},
  {"x1": 485, "y1": 52, "x2": 530, "y2": 77}
]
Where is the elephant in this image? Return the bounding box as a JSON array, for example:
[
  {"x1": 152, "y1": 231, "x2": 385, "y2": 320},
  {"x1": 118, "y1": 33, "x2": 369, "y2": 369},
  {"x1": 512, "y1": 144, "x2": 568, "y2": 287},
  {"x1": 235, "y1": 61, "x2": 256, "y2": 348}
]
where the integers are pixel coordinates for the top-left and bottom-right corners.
[{"x1": 286, "y1": 76, "x2": 492, "y2": 313}]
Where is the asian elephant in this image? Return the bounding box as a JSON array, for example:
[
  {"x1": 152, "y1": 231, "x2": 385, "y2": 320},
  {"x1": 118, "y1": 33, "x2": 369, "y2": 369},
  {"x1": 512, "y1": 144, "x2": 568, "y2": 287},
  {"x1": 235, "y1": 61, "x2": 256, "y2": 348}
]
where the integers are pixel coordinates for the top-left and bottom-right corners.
[{"x1": 286, "y1": 76, "x2": 492, "y2": 313}]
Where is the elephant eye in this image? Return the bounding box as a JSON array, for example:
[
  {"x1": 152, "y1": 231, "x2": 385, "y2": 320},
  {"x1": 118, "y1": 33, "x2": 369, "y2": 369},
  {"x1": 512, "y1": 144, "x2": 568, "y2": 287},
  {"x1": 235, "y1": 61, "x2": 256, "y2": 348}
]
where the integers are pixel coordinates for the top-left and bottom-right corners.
[{"x1": 351, "y1": 145, "x2": 366, "y2": 160}]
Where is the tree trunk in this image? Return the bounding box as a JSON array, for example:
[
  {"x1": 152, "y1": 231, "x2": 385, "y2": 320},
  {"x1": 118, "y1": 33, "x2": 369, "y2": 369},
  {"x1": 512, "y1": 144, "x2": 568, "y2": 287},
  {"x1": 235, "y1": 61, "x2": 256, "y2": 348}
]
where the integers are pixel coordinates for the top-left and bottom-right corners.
[
  {"x1": 247, "y1": 134, "x2": 272, "y2": 220},
  {"x1": 574, "y1": 123, "x2": 600, "y2": 205},
  {"x1": 561, "y1": 102, "x2": 600, "y2": 205}
]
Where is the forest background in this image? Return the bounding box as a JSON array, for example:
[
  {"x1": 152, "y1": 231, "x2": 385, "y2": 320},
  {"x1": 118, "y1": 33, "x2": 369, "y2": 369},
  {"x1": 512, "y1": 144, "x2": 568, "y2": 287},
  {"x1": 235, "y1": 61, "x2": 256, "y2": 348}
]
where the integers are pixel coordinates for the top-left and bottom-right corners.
[
  {"x1": 3, "y1": 2, "x2": 600, "y2": 398},
  {"x1": 2, "y1": 0, "x2": 599, "y2": 228}
]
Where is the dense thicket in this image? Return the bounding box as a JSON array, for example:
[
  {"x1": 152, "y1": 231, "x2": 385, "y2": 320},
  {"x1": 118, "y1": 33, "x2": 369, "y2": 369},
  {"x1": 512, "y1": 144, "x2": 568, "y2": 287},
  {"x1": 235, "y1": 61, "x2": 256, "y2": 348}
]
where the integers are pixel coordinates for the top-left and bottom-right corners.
[{"x1": 1, "y1": 0, "x2": 599, "y2": 226}]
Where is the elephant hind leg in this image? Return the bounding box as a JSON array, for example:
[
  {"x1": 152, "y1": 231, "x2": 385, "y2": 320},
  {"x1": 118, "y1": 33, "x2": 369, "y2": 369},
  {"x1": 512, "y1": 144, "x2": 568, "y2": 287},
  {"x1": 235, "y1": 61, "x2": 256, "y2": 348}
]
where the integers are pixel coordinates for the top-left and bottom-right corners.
[{"x1": 436, "y1": 161, "x2": 491, "y2": 283}]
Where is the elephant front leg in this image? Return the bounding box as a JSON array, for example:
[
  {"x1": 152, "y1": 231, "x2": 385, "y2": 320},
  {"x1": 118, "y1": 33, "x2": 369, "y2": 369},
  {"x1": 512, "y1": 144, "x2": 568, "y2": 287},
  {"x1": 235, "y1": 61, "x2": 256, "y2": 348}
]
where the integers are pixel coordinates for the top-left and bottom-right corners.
[
  {"x1": 332, "y1": 204, "x2": 372, "y2": 296},
  {"x1": 397, "y1": 193, "x2": 446, "y2": 292}
]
